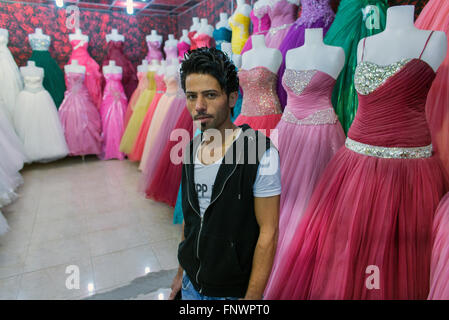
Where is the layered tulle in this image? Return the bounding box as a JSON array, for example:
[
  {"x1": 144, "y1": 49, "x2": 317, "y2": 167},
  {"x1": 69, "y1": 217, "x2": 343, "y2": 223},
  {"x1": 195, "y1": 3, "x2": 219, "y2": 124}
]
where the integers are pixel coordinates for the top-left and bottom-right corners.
[
  {"x1": 276, "y1": 0, "x2": 335, "y2": 108},
  {"x1": 124, "y1": 71, "x2": 148, "y2": 128},
  {"x1": 264, "y1": 0, "x2": 298, "y2": 49},
  {"x1": 100, "y1": 73, "x2": 127, "y2": 160},
  {"x1": 428, "y1": 193, "x2": 449, "y2": 299},
  {"x1": 120, "y1": 71, "x2": 156, "y2": 154},
  {"x1": 415, "y1": 0, "x2": 449, "y2": 178},
  {"x1": 324, "y1": 0, "x2": 387, "y2": 133},
  {"x1": 59, "y1": 72, "x2": 102, "y2": 156}
]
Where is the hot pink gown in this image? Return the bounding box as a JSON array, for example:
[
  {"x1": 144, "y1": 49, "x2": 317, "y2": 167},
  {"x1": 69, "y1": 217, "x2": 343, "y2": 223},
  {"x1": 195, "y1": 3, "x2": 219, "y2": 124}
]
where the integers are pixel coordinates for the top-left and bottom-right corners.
[
  {"x1": 234, "y1": 67, "x2": 282, "y2": 138},
  {"x1": 100, "y1": 72, "x2": 127, "y2": 160},
  {"x1": 265, "y1": 0, "x2": 298, "y2": 49},
  {"x1": 58, "y1": 72, "x2": 102, "y2": 156},
  {"x1": 264, "y1": 69, "x2": 346, "y2": 296},
  {"x1": 265, "y1": 33, "x2": 448, "y2": 300},
  {"x1": 178, "y1": 41, "x2": 191, "y2": 60},
  {"x1": 69, "y1": 39, "x2": 102, "y2": 109},
  {"x1": 415, "y1": 0, "x2": 449, "y2": 179},
  {"x1": 240, "y1": 5, "x2": 271, "y2": 54}
]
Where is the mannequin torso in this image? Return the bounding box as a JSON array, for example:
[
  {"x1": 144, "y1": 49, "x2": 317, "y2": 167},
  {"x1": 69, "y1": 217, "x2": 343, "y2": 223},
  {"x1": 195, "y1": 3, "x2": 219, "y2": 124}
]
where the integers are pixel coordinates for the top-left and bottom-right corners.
[
  {"x1": 234, "y1": 0, "x2": 252, "y2": 16},
  {"x1": 165, "y1": 34, "x2": 179, "y2": 48},
  {"x1": 216, "y1": 13, "x2": 231, "y2": 30},
  {"x1": 103, "y1": 60, "x2": 122, "y2": 74},
  {"x1": 190, "y1": 17, "x2": 201, "y2": 32},
  {"x1": 106, "y1": 29, "x2": 125, "y2": 42},
  {"x1": 28, "y1": 28, "x2": 51, "y2": 47},
  {"x1": 65, "y1": 59, "x2": 86, "y2": 74},
  {"x1": 241, "y1": 35, "x2": 282, "y2": 74},
  {"x1": 69, "y1": 28, "x2": 89, "y2": 43},
  {"x1": 21, "y1": 61, "x2": 44, "y2": 78},
  {"x1": 138, "y1": 60, "x2": 149, "y2": 73},
  {"x1": 180, "y1": 29, "x2": 191, "y2": 45},
  {"x1": 196, "y1": 19, "x2": 214, "y2": 37},
  {"x1": 146, "y1": 30, "x2": 163, "y2": 44}
]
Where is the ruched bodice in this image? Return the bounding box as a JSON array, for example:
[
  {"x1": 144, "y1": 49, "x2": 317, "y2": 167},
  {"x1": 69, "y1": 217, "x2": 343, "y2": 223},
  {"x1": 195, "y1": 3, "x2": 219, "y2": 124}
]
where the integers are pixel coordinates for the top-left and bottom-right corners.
[
  {"x1": 239, "y1": 67, "x2": 282, "y2": 117},
  {"x1": 349, "y1": 58, "x2": 434, "y2": 148},
  {"x1": 103, "y1": 73, "x2": 125, "y2": 101},
  {"x1": 268, "y1": 0, "x2": 298, "y2": 29},
  {"x1": 23, "y1": 75, "x2": 44, "y2": 93},
  {"x1": 65, "y1": 72, "x2": 85, "y2": 92},
  {"x1": 252, "y1": 6, "x2": 271, "y2": 34}
]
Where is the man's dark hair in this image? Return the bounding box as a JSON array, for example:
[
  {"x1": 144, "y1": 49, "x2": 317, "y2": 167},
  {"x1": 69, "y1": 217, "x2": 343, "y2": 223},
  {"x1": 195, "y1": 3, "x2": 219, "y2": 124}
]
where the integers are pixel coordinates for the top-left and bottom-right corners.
[{"x1": 180, "y1": 47, "x2": 239, "y2": 96}]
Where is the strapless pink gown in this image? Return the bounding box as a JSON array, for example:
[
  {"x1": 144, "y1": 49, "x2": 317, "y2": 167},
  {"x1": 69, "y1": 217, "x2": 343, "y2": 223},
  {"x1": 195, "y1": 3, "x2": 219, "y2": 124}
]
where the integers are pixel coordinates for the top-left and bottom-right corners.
[
  {"x1": 69, "y1": 39, "x2": 102, "y2": 109},
  {"x1": 164, "y1": 45, "x2": 178, "y2": 61},
  {"x1": 265, "y1": 34, "x2": 448, "y2": 300},
  {"x1": 241, "y1": 6, "x2": 271, "y2": 54},
  {"x1": 264, "y1": 69, "x2": 346, "y2": 296},
  {"x1": 124, "y1": 71, "x2": 148, "y2": 128},
  {"x1": 100, "y1": 73, "x2": 127, "y2": 160},
  {"x1": 58, "y1": 72, "x2": 102, "y2": 156},
  {"x1": 146, "y1": 41, "x2": 164, "y2": 62},
  {"x1": 234, "y1": 67, "x2": 282, "y2": 138},
  {"x1": 194, "y1": 34, "x2": 215, "y2": 48},
  {"x1": 265, "y1": 0, "x2": 298, "y2": 49}
]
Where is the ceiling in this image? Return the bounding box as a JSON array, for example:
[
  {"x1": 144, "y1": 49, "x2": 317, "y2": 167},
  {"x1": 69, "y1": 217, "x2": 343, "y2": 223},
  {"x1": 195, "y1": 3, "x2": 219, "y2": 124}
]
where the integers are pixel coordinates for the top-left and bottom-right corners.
[{"x1": 2, "y1": 0, "x2": 205, "y2": 16}]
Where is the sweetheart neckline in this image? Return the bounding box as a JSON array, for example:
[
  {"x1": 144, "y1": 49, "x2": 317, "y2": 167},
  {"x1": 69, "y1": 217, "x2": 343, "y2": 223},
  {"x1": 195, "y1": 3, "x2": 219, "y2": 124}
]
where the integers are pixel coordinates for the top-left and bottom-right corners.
[
  {"x1": 284, "y1": 68, "x2": 336, "y2": 80},
  {"x1": 358, "y1": 58, "x2": 436, "y2": 75},
  {"x1": 239, "y1": 65, "x2": 279, "y2": 76}
]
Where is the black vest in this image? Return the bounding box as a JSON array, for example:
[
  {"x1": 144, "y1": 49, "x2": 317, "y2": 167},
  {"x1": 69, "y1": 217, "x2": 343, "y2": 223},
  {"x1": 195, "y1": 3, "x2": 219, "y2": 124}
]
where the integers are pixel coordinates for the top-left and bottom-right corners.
[{"x1": 178, "y1": 124, "x2": 274, "y2": 298}]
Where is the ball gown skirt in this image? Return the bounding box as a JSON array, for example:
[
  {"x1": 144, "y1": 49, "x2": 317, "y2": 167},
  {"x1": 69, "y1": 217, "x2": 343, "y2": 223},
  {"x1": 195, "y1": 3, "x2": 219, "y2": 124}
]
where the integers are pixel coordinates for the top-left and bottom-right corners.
[
  {"x1": 69, "y1": 39, "x2": 103, "y2": 109},
  {"x1": 264, "y1": 0, "x2": 298, "y2": 49},
  {"x1": 264, "y1": 56, "x2": 448, "y2": 300},
  {"x1": 100, "y1": 73, "x2": 128, "y2": 160},
  {"x1": 323, "y1": 0, "x2": 388, "y2": 134},
  {"x1": 0, "y1": 38, "x2": 23, "y2": 123},
  {"x1": 276, "y1": 0, "x2": 335, "y2": 108},
  {"x1": 120, "y1": 71, "x2": 156, "y2": 154},
  {"x1": 14, "y1": 77, "x2": 68, "y2": 163},
  {"x1": 124, "y1": 71, "x2": 148, "y2": 128},
  {"x1": 213, "y1": 27, "x2": 232, "y2": 51},
  {"x1": 58, "y1": 72, "x2": 102, "y2": 157},
  {"x1": 128, "y1": 74, "x2": 167, "y2": 162},
  {"x1": 240, "y1": 6, "x2": 271, "y2": 55},
  {"x1": 264, "y1": 70, "x2": 346, "y2": 296},
  {"x1": 415, "y1": 0, "x2": 449, "y2": 178},
  {"x1": 229, "y1": 13, "x2": 250, "y2": 55},
  {"x1": 29, "y1": 50, "x2": 66, "y2": 108}
]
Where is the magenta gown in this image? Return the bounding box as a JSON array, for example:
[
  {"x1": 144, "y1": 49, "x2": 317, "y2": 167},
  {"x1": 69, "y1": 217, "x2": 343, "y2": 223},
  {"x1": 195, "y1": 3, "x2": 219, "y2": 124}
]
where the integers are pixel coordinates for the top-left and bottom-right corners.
[
  {"x1": 102, "y1": 41, "x2": 138, "y2": 101},
  {"x1": 69, "y1": 39, "x2": 102, "y2": 109},
  {"x1": 265, "y1": 33, "x2": 448, "y2": 300},
  {"x1": 240, "y1": 5, "x2": 271, "y2": 55},
  {"x1": 265, "y1": 0, "x2": 299, "y2": 49},
  {"x1": 264, "y1": 69, "x2": 346, "y2": 296},
  {"x1": 146, "y1": 41, "x2": 164, "y2": 62},
  {"x1": 178, "y1": 41, "x2": 191, "y2": 60},
  {"x1": 58, "y1": 72, "x2": 102, "y2": 156},
  {"x1": 234, "y1": 67, "x2": 282, "y2": 138},
  {"x1": 100, "y1": 72, "x2": 127, "y2": 160},
  {"x1": 194, "y1": 34, "x2": 215, "y2": 48}
]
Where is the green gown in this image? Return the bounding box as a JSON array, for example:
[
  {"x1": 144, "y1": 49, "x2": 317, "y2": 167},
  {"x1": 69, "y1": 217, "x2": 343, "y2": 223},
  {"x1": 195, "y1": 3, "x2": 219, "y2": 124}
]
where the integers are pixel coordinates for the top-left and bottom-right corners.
[
  {"x1": 324, "y1": 0, "x2": 388, "y2": 134},
  {"x1": 29, "y1": 38, "x2": 66, "y2": 109}
]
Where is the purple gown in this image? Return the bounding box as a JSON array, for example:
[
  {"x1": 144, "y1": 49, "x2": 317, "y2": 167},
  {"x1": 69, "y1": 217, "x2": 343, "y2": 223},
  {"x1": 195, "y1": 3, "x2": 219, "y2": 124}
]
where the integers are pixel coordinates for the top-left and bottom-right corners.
[{"x1": 276, "y1": 0, "x2": 335, "y2": 108}]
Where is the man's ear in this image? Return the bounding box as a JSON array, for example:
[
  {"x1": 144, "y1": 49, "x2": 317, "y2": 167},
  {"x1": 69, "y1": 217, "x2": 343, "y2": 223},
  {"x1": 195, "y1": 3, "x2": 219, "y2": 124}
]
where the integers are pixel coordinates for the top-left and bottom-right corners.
[{"x1": 228, "y1": 91, "x2": 238, "y2": 108}]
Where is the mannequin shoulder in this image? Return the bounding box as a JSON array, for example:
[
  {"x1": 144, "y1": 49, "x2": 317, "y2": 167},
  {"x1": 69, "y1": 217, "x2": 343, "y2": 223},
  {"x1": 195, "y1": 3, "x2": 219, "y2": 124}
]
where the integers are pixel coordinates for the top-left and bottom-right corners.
[{"x1": 421, "y1": 30, "x2": 447, "y2": 71}]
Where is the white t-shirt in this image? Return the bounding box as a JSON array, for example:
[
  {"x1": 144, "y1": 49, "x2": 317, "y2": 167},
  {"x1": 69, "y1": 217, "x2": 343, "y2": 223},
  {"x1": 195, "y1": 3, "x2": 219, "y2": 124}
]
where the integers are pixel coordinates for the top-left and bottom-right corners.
[{"x1": 194, "y1": 131, "x2": 281, "y2": 217}]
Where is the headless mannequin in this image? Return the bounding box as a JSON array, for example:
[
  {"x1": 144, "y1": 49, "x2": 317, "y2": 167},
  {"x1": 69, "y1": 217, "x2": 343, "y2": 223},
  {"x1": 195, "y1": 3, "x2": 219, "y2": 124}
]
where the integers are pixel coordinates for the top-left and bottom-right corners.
[
  {"x1": 165, "y1": 58, "x2": 180, "y2": 78},
  {"x1": 165, "y1": 34, "x2": 178, "y2": 48},
  {"x1": 137, "y1": 60, "x2": 149, "y2": 73},
  {"x1": 357, "y1": 5, "x2": 447, "y2": 72},
  {"x1": 65, "y1": 59, "x2": 86, "y2": 74},
  {"x1": 103, "y1": 60, "x2": 122, "y2": 75},
  {"x1": 196, "y1": 19, "x2": 214, "y2": 37},
  {"x1": 146, "y1": 30, "x2": 163, "y2": 44},
  {"x1": 216, "y1": 13, "x2": 231, "y2": 30},
  {"x1": 190, "y1": 17, "x2": 201, "y2": 32},
  {"x1": 254, "y1": 0, "x2": 269, "y2": 10},
  {"x1": 241, "y1": 35, "x2": 282, "y2": 74},
  {"x1": 157, "y1": 60, "x2": 167, "y2": 77},
  {"x1": 286, "y1": 28, "x2": 345, "y2": 79},
  {"x1": 180, "y1": 29, "x2": 191, "y2": 45},
  {"x1": 148, "y1": 59, "x2": 160, "y2": 72},
  {"x1": 21, "y1": 61, "x2": 44, "y2": 78},
  {"x1": 28, "y1": 28, "x2": 50, "y2": 43},
  {"x1": 69, "y1": 28, "x2": 89, "y2": 43},
  {"x1": 221, "y1": 42, "x2": 242, "y2": 68},
  {"x1": 106, "y1": 28, "x2": 125, "y2": 42},
  {"x1": 234, "y1": 0, "x2": 252, "y2": 16}
]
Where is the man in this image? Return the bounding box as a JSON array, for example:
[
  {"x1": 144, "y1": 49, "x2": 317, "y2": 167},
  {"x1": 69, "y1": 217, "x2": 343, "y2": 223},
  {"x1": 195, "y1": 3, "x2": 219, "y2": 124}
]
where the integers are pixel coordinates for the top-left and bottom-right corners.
[{"x1": 169, "y1": 48, "x2": 280, "y2": 300}]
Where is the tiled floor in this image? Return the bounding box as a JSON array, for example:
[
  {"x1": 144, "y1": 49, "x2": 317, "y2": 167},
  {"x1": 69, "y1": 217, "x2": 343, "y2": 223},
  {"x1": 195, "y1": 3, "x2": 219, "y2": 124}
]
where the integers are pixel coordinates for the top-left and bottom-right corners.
[{"x1": 0, "y1": 156, "x2": 182, "y2": 300}]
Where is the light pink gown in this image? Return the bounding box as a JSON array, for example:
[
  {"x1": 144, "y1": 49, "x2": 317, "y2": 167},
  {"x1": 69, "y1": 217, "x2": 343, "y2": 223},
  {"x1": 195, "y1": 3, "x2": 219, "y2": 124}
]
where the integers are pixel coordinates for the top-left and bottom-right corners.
[{"x1": 265, "y1": 0, "x2": 298, "y2": 49}]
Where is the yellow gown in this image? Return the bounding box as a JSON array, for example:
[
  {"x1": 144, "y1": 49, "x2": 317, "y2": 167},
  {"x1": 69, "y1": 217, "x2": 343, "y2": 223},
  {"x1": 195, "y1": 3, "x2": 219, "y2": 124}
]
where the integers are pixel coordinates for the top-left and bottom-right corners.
[
  {"x1": 229, "y1": 12, "x2": 250, "y2": 55},
  {"x1": 120, "y1": 71, "x2": 156, "y2": 154}
]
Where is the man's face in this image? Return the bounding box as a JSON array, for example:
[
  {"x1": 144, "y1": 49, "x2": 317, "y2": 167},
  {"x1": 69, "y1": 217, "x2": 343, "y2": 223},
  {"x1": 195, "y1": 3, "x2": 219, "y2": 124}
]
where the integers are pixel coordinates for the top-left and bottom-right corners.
[{"x1": 185, "y1": 73, "x2": 237, "y2": 131}]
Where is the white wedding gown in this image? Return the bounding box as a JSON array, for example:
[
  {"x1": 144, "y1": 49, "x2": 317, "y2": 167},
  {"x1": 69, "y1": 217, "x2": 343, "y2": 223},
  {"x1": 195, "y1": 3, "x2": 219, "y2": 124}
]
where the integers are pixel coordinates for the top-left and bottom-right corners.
[{"x1": 13, "y1": 71, "x2": 69, "y2": 163}]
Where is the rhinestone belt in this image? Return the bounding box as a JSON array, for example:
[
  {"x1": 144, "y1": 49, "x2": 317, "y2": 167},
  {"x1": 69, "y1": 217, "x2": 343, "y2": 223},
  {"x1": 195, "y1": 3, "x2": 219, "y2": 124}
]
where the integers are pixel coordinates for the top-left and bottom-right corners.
[
  {"x1": 268, "y1": 23, "x2": 293, "y2": 36},
  {"x1": 281, "y1": 108, "x2": 338, "y2": 126},
  {"x1": 345, "y1": 137, "x2": 432, "y2": 159}
]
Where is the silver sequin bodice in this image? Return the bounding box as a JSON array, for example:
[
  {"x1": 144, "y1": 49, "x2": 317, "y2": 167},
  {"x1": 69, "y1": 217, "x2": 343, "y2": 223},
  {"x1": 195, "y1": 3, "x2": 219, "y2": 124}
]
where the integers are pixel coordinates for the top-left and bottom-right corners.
[{"x1": 30, "y1": 37, "x2": 51, "y2": 51}]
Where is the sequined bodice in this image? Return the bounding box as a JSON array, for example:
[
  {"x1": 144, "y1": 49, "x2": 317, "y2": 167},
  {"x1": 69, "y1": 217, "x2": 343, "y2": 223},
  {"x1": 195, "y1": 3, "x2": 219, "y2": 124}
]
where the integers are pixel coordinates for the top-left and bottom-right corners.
[
  {"x1": 252, "y1": 6, "x2": 271, "y2": 34},
  {"x1": 282, "y1": 69, "x2": 337, "y2": 124},
  {"x1": 23, "y1": 75, "x2": 44, "y2": 93},
  {"x1": 30, "y1": 37, "x2": 51, "y2": 51},
  {"x1": 239, "y1": 67, "x2": 282, "y2": 117},
  {"x1": 349, "y1": 59, "x2": 435, "y2": 148},
  {"x1": 164, "y1": 46, "x2": 178, "y2": 60},
  {"x1": 268, "y1": 0, "x2": 298, "y2": 28},
  {"x1": 295, "y1": 0, "x2": 335, "y2": 26}
]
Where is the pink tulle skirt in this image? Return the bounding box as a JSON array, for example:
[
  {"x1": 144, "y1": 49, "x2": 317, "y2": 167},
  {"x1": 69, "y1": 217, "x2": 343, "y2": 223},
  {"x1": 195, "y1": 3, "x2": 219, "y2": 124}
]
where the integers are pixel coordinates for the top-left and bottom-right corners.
[{"x1": 264, "y1": 146, "x2": 447, "y2": 300}]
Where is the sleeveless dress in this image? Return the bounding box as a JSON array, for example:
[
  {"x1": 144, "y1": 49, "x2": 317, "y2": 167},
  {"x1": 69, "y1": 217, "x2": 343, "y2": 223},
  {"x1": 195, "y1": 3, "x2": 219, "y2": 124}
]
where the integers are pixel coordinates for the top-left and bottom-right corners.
[
  {"x1": 276, "y1": 0, "x2": 335, "y2": 108},
  {"x1": 29, "y1": 37, "x2": 66, "y2": 108},
  {"x1": 146, "y1": 41, "x2": 164, "y2": 62},
  {"x1": 100, "y1": 72, "x2": 127, "y2": 160},
  {"x1": 213, "y1": 27, "x2": 232, "y2": 51},
  {"x1": 128, "y1": 73, "x2": 167, "y2": 162},
  {"x1": 58, "y1": 72, "x2": 102, "y2": 156},
  {"x1": 229, "y1": 12, "x2": 251, "y2": 54},
  {"x1": 415, "y1": 0, "x2": 449, "y2": 179},
  {"x1": 264, "y1": 68, "x2": 346, "y2": 296},
  {"x1": 265, "y1": 0, "x2": 298, "y2": 49},
  {"x1": 240, "y1": 5, "x2": 271, "y2": 55},
  {"x1": 324, "y1": 0, "x2": 388, "y2": 133},
  {"x1": 165, "y1": 45, "x2": 178, "y2": 61},
  {"x1": 264, "y1": 32, "x2": 448, "y2": 300},
  {"x1": 194, "y1": 34, "x2": 215, "y2": 49},
  {"x1": 69, "y1": 39, "x2": 102, "y2": 109},
  {"x1": 102, "y1": 40, "x2": 138, "y2": 101},
  {"x1": 0, "y1": 35, "x2": 22, "y2": 123},
  {"x1": 124, "y1": 71, "x2": 147, "y2": 128},
  {"x1": 120, "y1": 71, "x2": 156, "y2": 154},
  {"x1": 14, "y1": 72, "x2": 68, "y2": 163},
  {"x1": 178, "y1": 41, "x2": 191, "y2": 60},
  {"x1": 234, "y1": 67, "x2": 282, "y2": 138}
]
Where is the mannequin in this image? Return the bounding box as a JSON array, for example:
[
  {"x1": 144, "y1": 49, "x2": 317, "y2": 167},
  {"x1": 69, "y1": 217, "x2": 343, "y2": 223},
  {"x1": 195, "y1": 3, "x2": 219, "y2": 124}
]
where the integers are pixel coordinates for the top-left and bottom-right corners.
[
  {"x1": 197, "y1": 18, "x2": 214, "y2": 37},
  {"x1": 254, "y1": 0, "x2": 269, "y2": 10},
  {"x1": 241, "y1": 35, "x2": 282, "y2": 74},
  {"x1": 216, "y1": 13, "x2": 231, "y2": 30},
  {"x1": 165, "y1": 58, "x2": 180, "y2": 78},
  {"x1": 148, "y1": 59, "x2": 160, "y2": 72},
  {"x1": 165, "y1": 34, "x2": 178, "y2": 47},
  {"x1": 146, "y1": 30, "x2": 163, "y2": 44},
  {"x1": 286, "y1": 28, "x2": 345, "y2": 79},
  {"x1": 157, "y1": 60, "x2": 167, "y2": 76},
  {"x1": 357, "y1": 5, "x2": 447, "y2": 72},
  {"x1": 69, "y1": 28, "x2": 89, "y2": 43},
  {"x1": 190, "y1": 17, "x2": 201, "y2": 32},
  {"x1": 229, "y1": 0, "x2": 252, "y2": 54},
  {"x1": 106, "y1": 28, "x2": 124, "y2": 42},
  {"x1": 164, "y1": 35, "x2": 179, "y2": 60},
  {"x1": 64, "y1": 59, "x2": 86, "y2": 74},
  {"x1": 137, "y1": 59, "x2": 149, "y2": 73},
  {"x1": 21, "y1": 61, "x2": 44, "y2": 78},
  {"x1": 102, "y1": 60, "x2": 122, "y2": 74},
  {"x1": 146, "y1": 30, "x2": 164, "y2": 62},
  {"x1": 234, "y1": 0, "x2": 252, "y2": 16},
  {"x1": 28, "y1": 28, "x2": 50, "y2": 43},
  {"x1": 179, "y1": 29, "x2": 191, "y2": 45}
]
